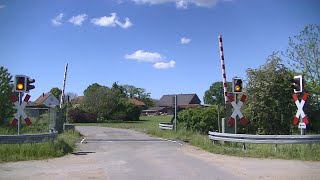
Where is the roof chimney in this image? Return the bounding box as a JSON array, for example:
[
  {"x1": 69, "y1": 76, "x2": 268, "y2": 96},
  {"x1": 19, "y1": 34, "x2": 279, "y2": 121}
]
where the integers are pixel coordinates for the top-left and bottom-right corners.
[{"x1": 42, "y1": 93, "x2": 45, "y2": 97}]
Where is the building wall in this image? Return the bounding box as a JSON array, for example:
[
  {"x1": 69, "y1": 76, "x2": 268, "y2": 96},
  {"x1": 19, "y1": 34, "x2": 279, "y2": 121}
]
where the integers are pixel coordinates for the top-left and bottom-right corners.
[{"x1": 42, "y1": 94, "x2": 59, "y2": 107}]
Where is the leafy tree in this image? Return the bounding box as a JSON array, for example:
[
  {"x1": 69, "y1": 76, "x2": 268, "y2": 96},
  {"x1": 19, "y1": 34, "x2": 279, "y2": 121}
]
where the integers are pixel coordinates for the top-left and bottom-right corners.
[
  {"x1": 111, "y1": 82, "x2": 126, "y2": 98},
  {"x1": 284, "y1": 24, "x2": 320, "y2": 96},
  {"x1": 0, "y1": 66, "x2": 14, "y2": 124},
  {"x1": 83, "y1": 83, "x2": 102, "y2": 96},
  {"x1": 203, "y1": 81, "x2": 232, "y2": 106},
  {"x1": 245, "y1": 53, "x2": 295, "y2": 135},
  {"x1": 122, "y1": 84, "x2": 154, "y2": 107},
  {"x1": 50, "y1": 87, "x2": 62, "y2": 99},
  {"x1": 82, "y1": 85, "x2": 117, "y2": 120}
]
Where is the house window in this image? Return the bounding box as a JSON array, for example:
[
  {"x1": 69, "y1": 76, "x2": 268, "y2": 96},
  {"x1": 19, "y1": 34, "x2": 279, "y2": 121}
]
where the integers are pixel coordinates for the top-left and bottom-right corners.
[{"x1": 51, "y1": 98, "x2": 53, "y2": 101}]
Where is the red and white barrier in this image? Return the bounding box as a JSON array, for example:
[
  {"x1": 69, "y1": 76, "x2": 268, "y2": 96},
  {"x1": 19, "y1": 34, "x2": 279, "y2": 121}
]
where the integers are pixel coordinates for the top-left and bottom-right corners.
[
  {"x1": 11, "y1": 94, "x2": 32, "y2": 126},
  {"x1": 227, "y1": 94, "x2": 246, "y2": 126},
  {"x1": 292, "y1": 92, "x2": 308, "y2": 125},
  {"x1": 218, "y1": 35, "x2": 228, "y2": 104}
]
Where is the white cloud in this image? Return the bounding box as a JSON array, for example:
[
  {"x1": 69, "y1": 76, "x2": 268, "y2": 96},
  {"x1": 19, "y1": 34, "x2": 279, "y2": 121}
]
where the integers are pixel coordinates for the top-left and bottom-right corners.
[
  {"x1": 115, "y1": 17, "x2": 133, "y2": 29},
  {"x1": 180, "y1": 37, "x2": 191, "y2": 44},
  {"x1": 91, "y1": 13, "x2": 117, "y2": 27},
  {"x1": 69, "y1": 14, "x2": 88, "y2": 26},
  {"x1": 0, "y1": 5, "x2": 6, "y2": 9},
  {"x1": 125, "y1": 50, "x2": 163, "y2": 63},
  {"x1": 132, "y1": 0, "x2": 219, "y2": 8},
  {"x1": 153, "y1": 60, "x2": 176, "y2": 69},
  {"x1": 125, "y1": 50, "x2": 176, "y2": 69},
  {"x1": 51, "y1": 13, "x2": 64, "y2": 26},
  {"x1": 91, "y1": 13, "x2": 132, "y2": 29}
]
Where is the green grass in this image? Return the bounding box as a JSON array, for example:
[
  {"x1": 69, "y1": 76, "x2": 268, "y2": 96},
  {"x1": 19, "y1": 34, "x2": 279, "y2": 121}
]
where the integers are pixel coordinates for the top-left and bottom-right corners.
[
  {"x1": 0, "y1": 130, "x2": 80, "y2": 162},
  {"x1": 76, "y1": 116, "x2": 320, "y2": 161},
  {"x1": 0, "y1": 114, "x2": 51, "y2": 135},
  {"x1": 0, "y1": 114, "x2": 81, "y2": 162}
]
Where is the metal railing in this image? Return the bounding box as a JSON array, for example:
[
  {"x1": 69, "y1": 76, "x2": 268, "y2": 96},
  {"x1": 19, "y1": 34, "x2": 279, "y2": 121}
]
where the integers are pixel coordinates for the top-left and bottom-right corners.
[
  {"x1": 208, "y1": 131, "x2": 320, "y2": 144},
  {"x1": 159, "y1": 123, "x2": 174, "y2": 130},
  {"x1": 0, "y1": 132, "x2": 58, "y2": 144}
]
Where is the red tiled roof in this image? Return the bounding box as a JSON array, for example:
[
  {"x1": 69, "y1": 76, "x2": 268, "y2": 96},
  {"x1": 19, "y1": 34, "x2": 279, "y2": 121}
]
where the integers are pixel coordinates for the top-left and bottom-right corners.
[
  {"x1": 71, "y1": 96, "x2": 84, "y2": 104},
  {"x1": 128, "y1": 98, "x2": 146, "y2": 106},
  {"x1": 34, "y1": 93, "x2": 52, "y2": 104}
]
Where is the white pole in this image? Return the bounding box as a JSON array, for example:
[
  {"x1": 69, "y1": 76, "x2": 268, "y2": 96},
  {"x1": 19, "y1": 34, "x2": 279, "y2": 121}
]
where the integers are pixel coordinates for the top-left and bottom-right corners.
[
  {"x1": 60, "y1": 63, "x2": 68, "y2": 108},
  {"x1": 174, "y1": 95, "x2": 177, "y2": 132},
  {"x1": 218, "y1": 35, "x2": 228, "y2": 104}
]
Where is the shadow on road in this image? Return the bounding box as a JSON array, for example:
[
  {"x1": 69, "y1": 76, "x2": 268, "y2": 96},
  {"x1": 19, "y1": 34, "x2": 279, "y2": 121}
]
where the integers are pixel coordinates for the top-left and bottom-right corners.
[{"x1": 71, "y1": 151, "x2": 96, "y2": 155}]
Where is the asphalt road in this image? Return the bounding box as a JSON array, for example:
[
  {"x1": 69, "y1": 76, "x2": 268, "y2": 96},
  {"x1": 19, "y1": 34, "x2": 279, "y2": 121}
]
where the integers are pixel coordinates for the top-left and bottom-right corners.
[{"x1": 1, "y1": 126, "x2": 320, "y2": 180}]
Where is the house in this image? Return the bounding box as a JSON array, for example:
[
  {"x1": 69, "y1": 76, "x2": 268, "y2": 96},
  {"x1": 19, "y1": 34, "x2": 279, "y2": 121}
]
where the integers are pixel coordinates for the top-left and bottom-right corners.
[
  {"x1": 71, "y1": 96, "x2": 84, "y2": 107},
  {"x1": 128, "y1": 98, "x2": 146, "y2": 107},
  {"x1": 156, "y1": 94, "x2": 201, "y2": 107},
  {"x1": 34, "y1": 93, "x2": 60, "y2": 107},
  {"x1": 143, "y1": 94, "x2": 201, "y2": 115}
]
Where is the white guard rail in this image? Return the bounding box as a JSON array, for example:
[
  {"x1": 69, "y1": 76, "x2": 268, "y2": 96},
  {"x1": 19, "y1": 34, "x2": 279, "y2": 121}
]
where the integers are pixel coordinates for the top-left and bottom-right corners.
[
  {"x1": 0, "y1": 132, "x2": 58, "y2": 144},
  {"x1": 208, "y1": 131, "x2": 320, "y2": 144},
  {"x1": 159, "y1": 123, "x2": 174, "y2": 130}
]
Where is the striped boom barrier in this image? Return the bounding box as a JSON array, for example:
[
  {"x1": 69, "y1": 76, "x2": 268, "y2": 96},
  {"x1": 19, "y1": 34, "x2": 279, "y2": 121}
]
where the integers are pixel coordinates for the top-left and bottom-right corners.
[{"x1": 218, "y1": 35, "x2": 228, "y2": 104}]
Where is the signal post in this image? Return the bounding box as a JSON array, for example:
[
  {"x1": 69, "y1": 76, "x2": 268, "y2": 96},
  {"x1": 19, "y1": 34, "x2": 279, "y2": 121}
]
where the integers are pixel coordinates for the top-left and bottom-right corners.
[{"x1": 13, "y1": 75, "x2": 35, "y2": 135}]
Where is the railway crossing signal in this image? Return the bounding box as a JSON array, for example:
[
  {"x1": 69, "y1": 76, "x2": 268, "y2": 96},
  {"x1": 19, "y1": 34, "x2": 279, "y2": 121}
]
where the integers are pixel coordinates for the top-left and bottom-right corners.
[
  {"x1": 14, "y1": 75, "x2": 35, "y2": 93},
  {"x1": 291, "y1": 75, "x2": 303, "y2": 93},
  {"x1": 14, "y1": 75, "x2": 26, "y2": 92},
  {"x1": 26, "y1": 77, "x2": 35, "y2": 92},
  {"x1": 232, "y1": 77, "x2": 243, "y2": 94}
]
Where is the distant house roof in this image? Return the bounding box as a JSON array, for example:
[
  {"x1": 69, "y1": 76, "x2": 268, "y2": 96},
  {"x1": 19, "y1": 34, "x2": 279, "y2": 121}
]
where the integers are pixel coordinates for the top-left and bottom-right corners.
[
  {"x1": 71, "y1": 96, "x2": 84, "y2": 104},
  {"x1": 156, "y1": 94, "x2": 201, "y2": 107},
  {"x1": 34, "y1": 93, "x2": 55, "y2": 104},
  {"x1": 128, "y1": 98, "x2": 146, "y2": 106}
]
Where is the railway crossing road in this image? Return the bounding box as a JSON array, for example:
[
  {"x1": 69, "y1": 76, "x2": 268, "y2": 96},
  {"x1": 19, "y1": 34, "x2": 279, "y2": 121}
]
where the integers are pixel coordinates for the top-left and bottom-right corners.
[{"x1": 1, "y1": 126, "x2": 319, "y2": 180}]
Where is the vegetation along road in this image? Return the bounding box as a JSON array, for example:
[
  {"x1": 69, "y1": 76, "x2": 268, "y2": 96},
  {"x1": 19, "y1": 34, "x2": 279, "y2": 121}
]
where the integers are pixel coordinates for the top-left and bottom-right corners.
[{"x1": 1, "y1": 126, "x2": 319, "y2": 180}]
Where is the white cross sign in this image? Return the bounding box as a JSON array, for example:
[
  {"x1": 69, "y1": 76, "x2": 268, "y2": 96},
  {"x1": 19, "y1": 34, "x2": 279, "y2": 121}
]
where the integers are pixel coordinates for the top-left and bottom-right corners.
[
  {"x1": 11, "y1": 94, "x2": 32, "y2": 126},
  {"x1": 292, "y1": 93, "x2": 308, "y2": 125},
  {"x1": 227, "y1": 94, "x2": 246, "y2": 126}
]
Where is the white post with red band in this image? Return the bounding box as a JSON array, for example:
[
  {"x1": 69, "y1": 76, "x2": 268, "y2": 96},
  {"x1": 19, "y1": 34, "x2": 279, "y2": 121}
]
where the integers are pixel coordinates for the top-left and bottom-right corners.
[
  {"x1": 227, "y1": 94, "x2": 247, "y2": 126},
  {"x1": 11, "y1": 94, "x2": 32, "y2": 127},
  {"x1": 292, "y1": 92, "x2": 308, "y2": 125},
  {"x1": 218, "y1": 35, "x2": 228, "y2": 104}
]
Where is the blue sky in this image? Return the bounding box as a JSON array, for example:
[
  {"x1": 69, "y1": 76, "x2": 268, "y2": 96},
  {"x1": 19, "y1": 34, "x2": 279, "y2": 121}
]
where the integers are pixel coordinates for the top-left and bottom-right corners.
[{"x1": 1, "y1": 0, "x2": 319, "y2": 102}]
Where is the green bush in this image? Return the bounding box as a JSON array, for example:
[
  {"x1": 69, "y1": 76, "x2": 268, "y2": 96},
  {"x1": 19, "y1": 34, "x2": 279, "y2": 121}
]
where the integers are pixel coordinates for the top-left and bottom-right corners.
[
  {"x1": 110, "y1": 100, "x2": 141, "y2": 121},
  {"x1": 68, "y1": 107, "x2": 97, "y2": 123},
  {"x1": 178, "y1": 106, "x2": 220, "y2": 134}
]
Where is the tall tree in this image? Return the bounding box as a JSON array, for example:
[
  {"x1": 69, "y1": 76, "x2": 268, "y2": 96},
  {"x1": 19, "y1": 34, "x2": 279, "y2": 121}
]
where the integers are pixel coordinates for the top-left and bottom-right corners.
[
  {"x1": 50, "y1": 87, "x2": 62, "y2": 99},
  {"x1": 111, "y1": 82, "x2": 126, "y2": 98},
  {"x1": 203, "y1": 81, "x2": 232, "y2": 106},
  {"x1": 83, "y1": 83, "x2": 102, "y2": 96},
  {"x1": 82, "y1": 84, "x2": 117, "y2": 120},
  {"x1": 284, "y1": 24, "x2": 320, "y2": 95},
  {"x1": 245, "y1": 53, "x2": 295, "y2": 135},
  {"x1": 0, "y1": 66, "x2": 14, "y2": 124},
  {"x1": 122, "y1": 84, "x2": 153, "y2": 107}
]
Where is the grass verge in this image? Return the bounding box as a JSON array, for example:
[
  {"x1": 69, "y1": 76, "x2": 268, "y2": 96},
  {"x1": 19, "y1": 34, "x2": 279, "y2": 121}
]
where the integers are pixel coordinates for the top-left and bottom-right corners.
[
  {"x1": 76, "y1": 116, "x2": 320, "y2": 161},
  {"x1": 0, "y1": 130, "x2": 80, "y2": 163}
]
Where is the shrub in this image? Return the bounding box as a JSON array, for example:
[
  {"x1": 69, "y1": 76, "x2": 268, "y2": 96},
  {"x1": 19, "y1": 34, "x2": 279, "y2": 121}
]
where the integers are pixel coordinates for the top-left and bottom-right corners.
[
  {"x1": 68, "y1": 108, "x2": 97, "y2": 123},
  {"x1": 178, "y1": 106, "x2": 220, "y2": 134}
]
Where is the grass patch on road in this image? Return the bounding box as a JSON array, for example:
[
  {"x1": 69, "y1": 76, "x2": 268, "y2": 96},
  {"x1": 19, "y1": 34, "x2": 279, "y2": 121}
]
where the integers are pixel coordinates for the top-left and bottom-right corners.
[
  {"x1": 0, "y1": 130, "x2": 80, "y2": 162},
  {"x1": 76, "y1": 116, "x2": 320, "y2": 161}
]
